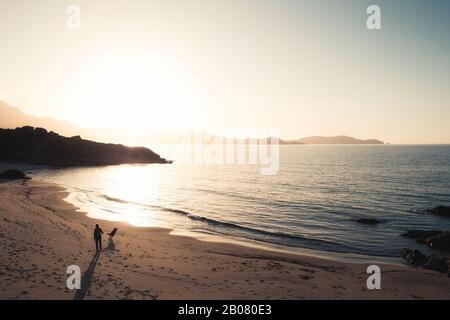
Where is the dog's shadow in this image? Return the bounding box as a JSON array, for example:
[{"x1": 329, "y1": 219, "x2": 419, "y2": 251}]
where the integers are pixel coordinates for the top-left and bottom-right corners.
[{"x1": 107, "y1": 237, "x2": 116, "y2": 251}]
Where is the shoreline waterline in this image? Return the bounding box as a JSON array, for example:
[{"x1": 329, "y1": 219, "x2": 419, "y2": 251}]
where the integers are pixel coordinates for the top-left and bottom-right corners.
[{"x1": 54, "y1": 180, "x2": 403, "y2": 266}]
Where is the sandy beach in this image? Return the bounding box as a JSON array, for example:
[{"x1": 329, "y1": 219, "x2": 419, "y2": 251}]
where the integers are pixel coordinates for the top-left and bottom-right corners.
[{"x1": 0, "y1": 179, "x2": 449, "y2": 300}]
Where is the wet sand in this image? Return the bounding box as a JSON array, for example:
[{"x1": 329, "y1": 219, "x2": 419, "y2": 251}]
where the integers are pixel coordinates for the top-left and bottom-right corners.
[{"x1": 0, "y1": 179, "x2": 449, "y2": 300}]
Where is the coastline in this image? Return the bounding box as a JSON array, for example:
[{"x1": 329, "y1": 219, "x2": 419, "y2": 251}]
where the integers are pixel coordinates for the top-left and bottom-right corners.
[
  {"x1": 61, "y1": 180, "x2": 403, "y2": 267},
  {"x1": 1, "y1": 179, "x2": 449, "y2": 299},
  {"x1": 165, "y1": 223, "x2": 404, "y2": 267}
]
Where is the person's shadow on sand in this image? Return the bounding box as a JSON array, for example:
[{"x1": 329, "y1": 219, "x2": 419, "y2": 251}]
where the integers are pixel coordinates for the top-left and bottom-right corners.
[{"x1": 74, "y1": 252, "x2": 100, "y2": 300}]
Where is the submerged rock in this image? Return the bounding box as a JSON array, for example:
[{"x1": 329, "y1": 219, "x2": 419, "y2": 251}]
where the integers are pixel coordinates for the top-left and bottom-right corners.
[
  {"x1": 355, "y1": 218, "x2": 381, "y2": 225},
  {"x1": 426, "y1": 206, "x2": 450, "y2": 218},
  {"x1": 0, "y1": 169, "x2": 29, "y2": 180}
]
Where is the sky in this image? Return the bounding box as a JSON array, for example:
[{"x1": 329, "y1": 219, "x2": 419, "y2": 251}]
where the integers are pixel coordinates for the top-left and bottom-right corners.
[{"x1": 0, "y1": 0, "x2": 449, "y2": 143}]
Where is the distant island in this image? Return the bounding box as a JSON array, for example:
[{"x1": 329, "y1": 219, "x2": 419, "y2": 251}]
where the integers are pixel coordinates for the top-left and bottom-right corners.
[
  {"x1": 281, "y1": 136, "x2": 384, "y2": 145},
  {"x1": 0, "y1": 126, "x2": 171, "y2": 166},
  {"x1": 191, "y1": 135, "x2": 384, "y2": 145}
]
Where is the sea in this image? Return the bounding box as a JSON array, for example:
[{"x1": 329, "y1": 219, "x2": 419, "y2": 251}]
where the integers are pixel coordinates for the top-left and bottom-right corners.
[{"x1": 14, "y1": 145, "x2": 450, "y2": 259}]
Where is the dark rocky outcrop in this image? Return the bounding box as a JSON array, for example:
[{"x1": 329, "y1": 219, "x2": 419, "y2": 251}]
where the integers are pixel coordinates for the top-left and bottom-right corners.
[
  {"x1": 402, "y1": 230, "x2": 444, "y2": 243},
  {"x1": 0, "y1": 169, "x2": 29, "y2": 180},
  {"x1": 401, "y1": 249, "x2": 449, "y2": 273},
  {"x1": 354, "y1": 218, "x2": 381, "y2": 225},
  {"x1": 423, "y1": 255, "x2": 449, "y2": 273},
  {"x1": 0, "y1": 126, "x2": 171, "y2": 167},
  {"x1": 402, "y1": 230, "x2": 450, "y2": 252},
  {"x1": 427, "y1": 232, "x2": 450, "y2": 252},
  {"x1": 426, "y1": 206, "x2": 450, "y2": 218}
]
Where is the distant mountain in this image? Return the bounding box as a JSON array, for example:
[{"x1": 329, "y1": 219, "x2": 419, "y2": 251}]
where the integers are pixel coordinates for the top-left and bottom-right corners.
[
  {"x1": 0, "y1": 101, "x2": 174, "y2": 146},
  {"x1": 295, "y1": 136, "x2": 384, "y2": 145},
  {"x1": 0, "y1": 101, "x2": 384, "y2": 146},
  {"x1": 0, "y1": 126, "x2": 170, "y2": 166},
  {"x1": 234, "y1": 136, "x2": 383, "y2": 145},
  {"x1": 0, "y1": 101, "x2": 82, "y2": 137}
]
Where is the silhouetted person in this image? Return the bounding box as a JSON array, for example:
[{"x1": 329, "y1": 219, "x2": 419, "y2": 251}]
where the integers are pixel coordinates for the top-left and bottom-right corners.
[{"x1": 94, "y1": 224, "x2": 103, "y2": 253}]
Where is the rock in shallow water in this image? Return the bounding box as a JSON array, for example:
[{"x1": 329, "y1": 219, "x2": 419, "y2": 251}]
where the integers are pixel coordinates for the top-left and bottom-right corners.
[
  {"x1": 426, "y1": 205, "x2": 450, "y2": 218},
  {"x1": 402, "y1": 230, "x2": 450, "y2": 252},
  {"x1": 355, "y1": 218, "x2": 381, "y2": 225},
  {"x1": 402, "y1": 230, "x2": 443, "y2": 241}
]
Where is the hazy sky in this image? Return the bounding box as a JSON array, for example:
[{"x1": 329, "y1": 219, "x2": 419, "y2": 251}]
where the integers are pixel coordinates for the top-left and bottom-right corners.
[{"x1": 0, "y1": 0, "x2": 449, "y2": 143}]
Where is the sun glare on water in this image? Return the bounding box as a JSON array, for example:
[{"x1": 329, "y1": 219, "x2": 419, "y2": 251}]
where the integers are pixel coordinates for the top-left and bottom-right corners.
[{"x1": 65, "y1": 165, "x2": 168, "y2": 228}]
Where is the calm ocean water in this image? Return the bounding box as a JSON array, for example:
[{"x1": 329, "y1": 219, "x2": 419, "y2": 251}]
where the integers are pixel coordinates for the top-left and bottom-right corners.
[{"x1": 30, "y1": 145, "x2": 450, "y2": 258}]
